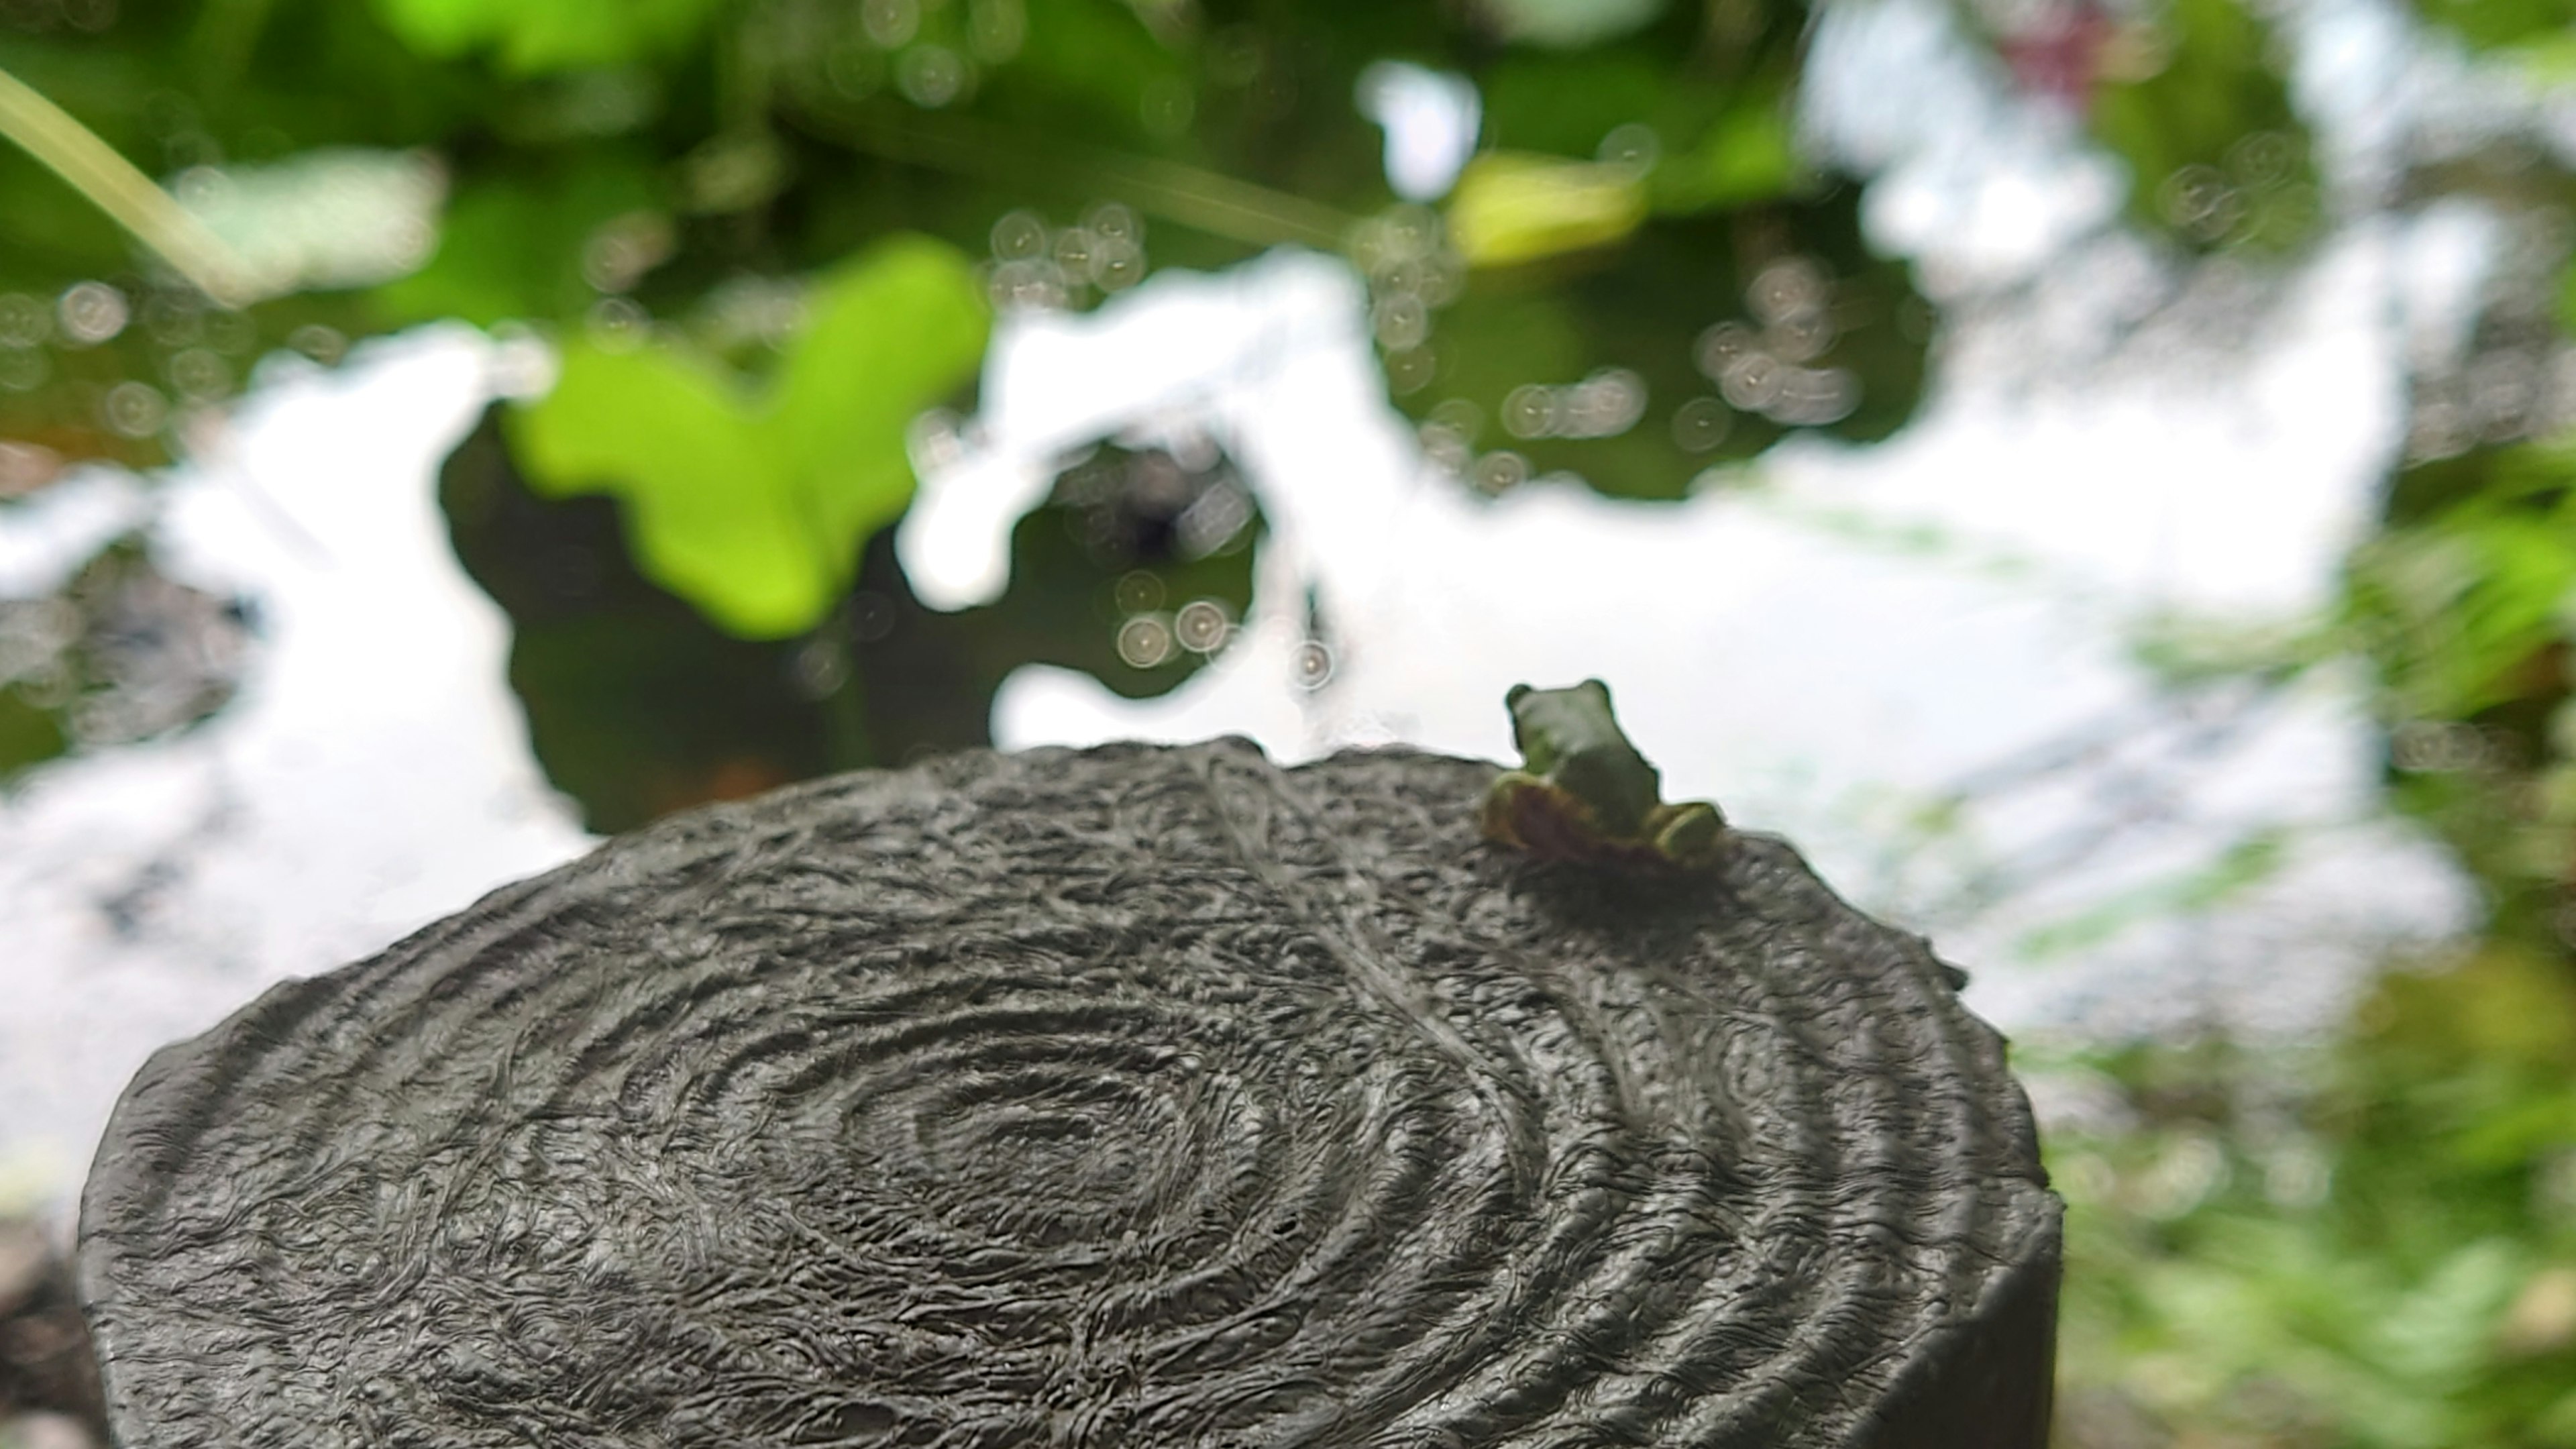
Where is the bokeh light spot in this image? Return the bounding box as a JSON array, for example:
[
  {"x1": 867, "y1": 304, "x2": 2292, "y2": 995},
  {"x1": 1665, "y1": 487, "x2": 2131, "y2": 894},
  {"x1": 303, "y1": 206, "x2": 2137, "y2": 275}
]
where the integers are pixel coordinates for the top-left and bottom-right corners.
[
  {"x1": 1173, "y1": 598, "x2": 1232, "y2": 653},
  {"x1": 1290, "y1": 640, "x2": 1335, "y2": 690},
  {"x1": 57, "y1": 282, "x2": 129, "y2": 347},
  {"x1": 1116, "y1": 613, "x2": 1175, "y2": 668},
  {"x1": 1672, "y1": 397, "x2": 1731, "y2": 452},
  {"x1": 101, "y1": 381, "x2": 168, "y2": 439}
]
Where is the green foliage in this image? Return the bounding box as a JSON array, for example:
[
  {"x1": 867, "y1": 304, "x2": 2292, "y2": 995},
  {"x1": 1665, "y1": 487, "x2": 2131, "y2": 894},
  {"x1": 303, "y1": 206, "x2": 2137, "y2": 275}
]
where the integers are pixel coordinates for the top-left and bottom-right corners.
[
  {"x1": 2070, "y1": 248, "x2": 2576, "y2": 1446},
  {"x1": 1479, "y1": 0, "x2": 1668, "y2": 50},
  {"x1": 2413, "y1": 0, "x2": 2576, "y2": 54},
  {"x1": 370, "y1": 0, "x2": 724, "y2": 73},
  {"x1": 1474, "y1": 47, "x2": 1796, "y2": 219},
  {"x1": 511, "y1": 235, "x2": 987, "y2": 639},
  {"x1": 0, "y1": 0, "x2": 1947, "y2": 797},
  {"x1": 0, "y1": 0, "x2": 1927, "y2": 508},
  {"x1": 1411, "y1": 189, "x2": 1924, "y2": 499},
  {"x1": 2349, "y1": 443, "x2": 2576, "y2": 724},
  {"x1": 0, "y1": 690, "x2": 64, "y2": 777},
  {"x1": 0, "y1": 0, "x2": 502, "y2": 455},
  {"x1": 2087, "y1": 0, "x2": 2322, "y2": 254},
  {"x1": 1448, "y1": 152, "x2": 1650, "y2": 268},
  {"x1": 2051, "y1": 952, "x2": 2576, "y2": 1446},
  {"x1": 1650, "y1": 93, "x2": 1797, "y2": 215},
  {"x1": 2341, "y1": 434, "x2": 2576, "y2": 942},
  {"x1": 371, "y1": 160, "x2": 659, "y2": 327}
]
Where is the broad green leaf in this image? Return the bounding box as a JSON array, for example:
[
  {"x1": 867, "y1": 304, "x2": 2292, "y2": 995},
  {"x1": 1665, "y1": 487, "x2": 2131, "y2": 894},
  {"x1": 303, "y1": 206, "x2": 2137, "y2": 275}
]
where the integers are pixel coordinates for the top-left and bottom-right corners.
[
  {"x1": 370, "y1": 0, "x2": 724, "y2": 73},
  {"x1": 510, "y1": 236, "x2": 988, "y2": 639}
]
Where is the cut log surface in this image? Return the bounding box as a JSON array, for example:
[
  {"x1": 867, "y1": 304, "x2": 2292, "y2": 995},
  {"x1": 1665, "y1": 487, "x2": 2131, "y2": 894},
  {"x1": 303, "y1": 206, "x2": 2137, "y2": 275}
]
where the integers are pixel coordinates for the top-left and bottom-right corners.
[{"x1": 80, "y1": 743, "x2": 2061, "y2": 1448}]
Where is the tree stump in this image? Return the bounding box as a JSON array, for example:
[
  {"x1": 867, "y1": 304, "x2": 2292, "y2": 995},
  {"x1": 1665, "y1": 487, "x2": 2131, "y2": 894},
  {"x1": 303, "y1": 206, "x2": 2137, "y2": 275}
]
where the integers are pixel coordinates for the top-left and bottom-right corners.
[{"x1": 79, "y1": 742, "x2": 2060, "y2": 1448}]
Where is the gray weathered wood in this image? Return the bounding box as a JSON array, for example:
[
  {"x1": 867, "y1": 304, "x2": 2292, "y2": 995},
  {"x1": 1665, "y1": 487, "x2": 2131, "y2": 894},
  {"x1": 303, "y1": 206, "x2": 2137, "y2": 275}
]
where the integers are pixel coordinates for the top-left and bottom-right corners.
[{"x1": 80, "y1": 741, "x2": 2060, "y2": 1447}]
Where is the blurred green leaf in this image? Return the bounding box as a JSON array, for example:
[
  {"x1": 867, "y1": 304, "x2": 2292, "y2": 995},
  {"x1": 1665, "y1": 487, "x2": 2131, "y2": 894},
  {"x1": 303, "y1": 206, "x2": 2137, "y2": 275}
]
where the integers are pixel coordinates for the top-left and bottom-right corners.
[
  {"x1": 1448, "y1": 152, "x2": 1649, "y2": 267},
  {"x1": 2540, "y1": 1386, "x2": 2576, "y2": 1447},
  {"x1": 2366, "y1": 945, "x2": 2576, "y2": 1078},
  {"x1": 2371, "y1": 1238, "x2": 2528, "y2": 1386},
  {"x1": 2512, "y1": 30, "x2": 2576, "y2": 81},
  {"x1": 372, "y1": 160, "x2": 657, "y2": 327},
  {"x1": 1475, "y1": 48, "x2": 1802, "y2": 217},
  {"x1": 2047, "y1": 977, "x2": 2576, "y2": 1449},
  {"x1": 2413, "y1": 0, "x2": 2576, "y2": 52},
  {"x1": 1405, "y1": 189, "x2": 1925, "y2": 500},
  {"x1": 1480, "y1": 0, "x2": 1668, "y2": 49},
  {"x1": 0, "y1": 690, "x2": 66, "y2": 777},
  {"x1": 2350, "y1": 437, "x2": 2576, "y2": 723},
  {"x1": 1650, "y1": 93, "x2": 1799, "y2": 215},
  {"x1": 369, "y1": 0, "x2": 723, "y2": 73},
  {"x1": 510, "y1": 235, "x2": 988, "y2": 638},
  {"x1": 2088, "y1": 0, "x2": 2320, "y2": 254},
  {"x1": 0, "y1": 0, "x2": 1933, "y2": 825},
  {"x1": 439, "y1": 407, "x2": 849, "y2": 829},
  {"x1": 1478, "y1": 52, "x2": 1674, "y2": 158},
  {"x1": 988, "y1": 0, "x2": 1195, "y2": 142}
]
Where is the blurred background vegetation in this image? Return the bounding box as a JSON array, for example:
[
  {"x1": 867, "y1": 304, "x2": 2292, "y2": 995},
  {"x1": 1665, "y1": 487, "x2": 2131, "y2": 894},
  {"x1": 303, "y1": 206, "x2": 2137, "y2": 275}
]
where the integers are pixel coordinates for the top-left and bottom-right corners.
[{"x1": 2, "y1": 0, "x2": 2575, "y2": 1444}]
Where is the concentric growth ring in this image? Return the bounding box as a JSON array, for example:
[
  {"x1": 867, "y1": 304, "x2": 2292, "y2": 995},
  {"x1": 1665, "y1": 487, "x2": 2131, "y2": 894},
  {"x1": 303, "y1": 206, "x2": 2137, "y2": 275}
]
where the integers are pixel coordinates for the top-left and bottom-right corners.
[{"x1": 80, "y1": 742, "x2": 2060, "y2": 1448}]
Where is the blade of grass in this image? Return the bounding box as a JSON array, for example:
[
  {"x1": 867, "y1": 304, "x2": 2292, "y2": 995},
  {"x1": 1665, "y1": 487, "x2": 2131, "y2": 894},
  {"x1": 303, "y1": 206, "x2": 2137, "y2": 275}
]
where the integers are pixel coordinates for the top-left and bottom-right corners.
[{"x1": 0, "y1": 64, "x2": 258, "y2": 307}]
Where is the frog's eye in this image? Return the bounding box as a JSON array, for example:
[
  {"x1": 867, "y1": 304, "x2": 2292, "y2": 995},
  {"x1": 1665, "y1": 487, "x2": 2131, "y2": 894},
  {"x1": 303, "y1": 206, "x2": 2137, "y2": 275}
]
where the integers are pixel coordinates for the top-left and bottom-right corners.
[{"x1": 1505, "y1": 684, "x2": 1533, "y2": 708}]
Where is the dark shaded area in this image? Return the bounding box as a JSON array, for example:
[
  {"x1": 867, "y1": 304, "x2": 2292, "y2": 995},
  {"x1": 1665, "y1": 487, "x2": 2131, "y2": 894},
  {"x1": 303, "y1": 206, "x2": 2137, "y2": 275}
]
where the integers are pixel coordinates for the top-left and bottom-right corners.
[
  {"x1": 0, "y1": 1220, "x2": 105, "y2": 1442},
  {"x1": 439, "y1": 406, "x2": 1260, "y2": 830},
  {"x1": 0, "y1": 539, "x2": 254, "y2": 782},
  {"x1": 1400, "y1": 187, "x2": 1927, "y2": 498},
  {"x1": 81, "y1": 743, "x2": 2057, "y2": 1446}
]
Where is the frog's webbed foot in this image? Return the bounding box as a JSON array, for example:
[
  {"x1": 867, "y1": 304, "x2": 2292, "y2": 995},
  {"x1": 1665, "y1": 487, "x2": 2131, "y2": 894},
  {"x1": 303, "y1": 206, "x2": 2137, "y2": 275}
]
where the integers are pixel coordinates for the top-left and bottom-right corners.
[{"x1": 1646, "y1": 800, "x2": 1728, "y2": 869}]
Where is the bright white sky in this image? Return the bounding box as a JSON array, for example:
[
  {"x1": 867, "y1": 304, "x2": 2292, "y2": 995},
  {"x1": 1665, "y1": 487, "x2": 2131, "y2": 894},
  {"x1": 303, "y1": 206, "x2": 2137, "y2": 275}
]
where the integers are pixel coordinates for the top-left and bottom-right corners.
[{"x1": 0, "y1": 0, "x2": 2509, "y2": 1224}]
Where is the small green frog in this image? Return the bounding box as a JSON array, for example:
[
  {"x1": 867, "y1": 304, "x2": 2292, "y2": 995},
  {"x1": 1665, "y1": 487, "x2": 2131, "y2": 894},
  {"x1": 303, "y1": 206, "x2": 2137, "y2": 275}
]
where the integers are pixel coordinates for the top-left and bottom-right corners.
[{"x1": 1481, "y1": 679, "x2": 1728, "y2": 869}]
